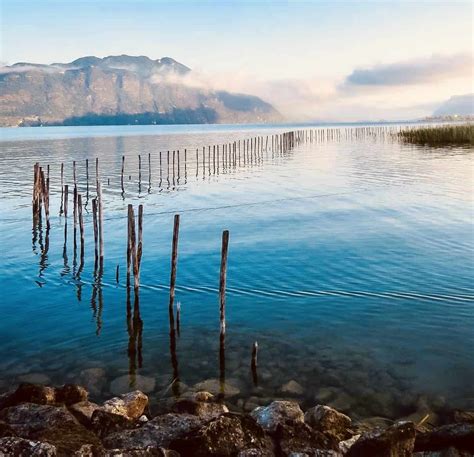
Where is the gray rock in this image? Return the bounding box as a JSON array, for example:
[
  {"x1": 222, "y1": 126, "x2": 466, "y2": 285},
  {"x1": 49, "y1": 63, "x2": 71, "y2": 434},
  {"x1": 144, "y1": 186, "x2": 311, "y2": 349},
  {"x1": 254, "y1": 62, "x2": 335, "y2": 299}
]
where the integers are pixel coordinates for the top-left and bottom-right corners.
[
  {"x1": 68, "y1": 401, "x2": 101, "y2": 426},
  {"x1": 104, "y1": 448, "x2": 179, "y2": 456},
  {"x1": 339, "y1": 434, "x2": 361, "y2": 454},
  {"x1": 281, "y1": 381, "x2": 305, "y2": 396},
  {"x1": 0, "y1": 436, "x2": 57, "y2": 456},
  {"x1": 453, "y1": 411, "x2": 474, "y2": 423},
  {"x1": 413, "y1": 448, "x2": 473, "y2": 457},
  {"x1": 170, "y1": 413, "x2": 274, "y2": 456},
  {"x1": 304, "y1": 405, "x2": 352, "y2": 441},
  {"x1": 347, "y1": 421, "x2": 416, "y2": 457},
  {"x1": 103, "y1": 413, "x2": 202, "y2": 449},
  {"x1": 251, "y1": 401, "x2": 304, "y2": 433},
  {"x1": 110, "y1": 375, "x2": 156, "y2": 395},
  {"x1": 90, "y1": 409, "x2": 135, "y2": 439},
  {"x1": 103, "y1": 391, "x2": 149, "y2": 420},
  {"x1": 79, "y1": 368, "x2": 107, "y2": 396},
  {"x1": 56, "y1": 384, "x2": 88, "y2": 405}
]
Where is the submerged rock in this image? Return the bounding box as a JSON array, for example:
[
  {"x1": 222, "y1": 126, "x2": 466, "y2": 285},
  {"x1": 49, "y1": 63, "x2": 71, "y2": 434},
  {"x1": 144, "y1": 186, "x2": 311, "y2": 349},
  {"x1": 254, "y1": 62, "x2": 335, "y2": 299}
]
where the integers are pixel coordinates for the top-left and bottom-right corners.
[
  {"x1": 0, "y1": 436, "x2": 57, "y2": 456},
  {"x1": 17, "y1": 373, "x2": 52, "y2": 385},
  {"x1": 103, "y1": 391, "x2": 149, "y2": 420},
  {"x1": 170, "y1": 413, "x2": 274, "y2": 456},
  {"x1": 110, "y1": 375, "x2": 156, "y2": 396},
  {"x1": 192, "y1": 379, "x2": 240, "y2": 398},
  {"x1": 103, "y1": 413, "x2": 202, "y2": 450},
  {"x1": 251, "y1": 401, "x2": 304, "y2": 433},
  {"x1": 79, "y1": 367, "x2": 107, "y2": 396},
  {"x1": 280, "y1": 381, "x2": 305, "y2": 396},
  {"x1": 304, "y1": 405, "x2": 352, "y2": 441},
  {"x1": 346, "y1": 421, "x2": 416, "y2": 457}
]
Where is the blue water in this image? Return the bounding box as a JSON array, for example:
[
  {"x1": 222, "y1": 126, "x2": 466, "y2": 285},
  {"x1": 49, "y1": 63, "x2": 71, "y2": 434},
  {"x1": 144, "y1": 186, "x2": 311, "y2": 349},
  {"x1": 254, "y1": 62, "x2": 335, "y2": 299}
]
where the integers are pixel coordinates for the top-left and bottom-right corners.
[{"x1": 0, "y1": 124, "x2": 473, "y2": 420}]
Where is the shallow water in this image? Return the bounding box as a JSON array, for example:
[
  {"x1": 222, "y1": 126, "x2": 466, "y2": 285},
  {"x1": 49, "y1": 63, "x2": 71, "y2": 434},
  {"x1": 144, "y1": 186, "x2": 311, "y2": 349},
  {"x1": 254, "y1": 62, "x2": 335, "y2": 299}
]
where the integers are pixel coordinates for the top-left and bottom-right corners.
[{"x1": 0, "y1": 124, "x2": 473, "y2": 420}]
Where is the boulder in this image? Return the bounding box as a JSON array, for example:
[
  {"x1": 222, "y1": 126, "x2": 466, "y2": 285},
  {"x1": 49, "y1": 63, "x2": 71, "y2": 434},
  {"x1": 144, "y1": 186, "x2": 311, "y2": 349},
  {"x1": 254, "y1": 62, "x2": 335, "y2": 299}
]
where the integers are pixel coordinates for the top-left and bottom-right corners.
[
  {"x1": 251, "y1": 401, "x2": 304, "y2": 433},
  {"x1": 104, "y1": 448, "x2": 180, "y2": 456},
  {"x1": 170, "y1": 413, "x2": 274, "y2": 456},
  {"x1": 103, "y1": 391, "x2": 149, "y2": 420},
  {"x1": 0, "y1": 420, "x2": 17, "y2": 438},
  {"x1": 90, "y1": 409, "x2": 136, "y2": 439},
  {"x1": 17, "y1": 373, "x2": 51, "y2": 385},
  {"x1": 415, "y1": 423, "x2": 474, "y2": 453},
  {"x1": 280, "y1": 381, "x2": 305, "y2": 396},
  {"x1": 347, "y1": 421, "x2": 416, "y2": 457},
  {"x1": 68, "y1": 401, "x2": 102, "y2": 426},
  {"x1": 275, "y1": 421, "x2": 339, "y2": 456},
  {"x1": 453, "y1": 411, "x2": 474, "y2": 423},
  {"x1": 304, "y1": 405, "x2": 352, "y2": 440},
  {"x1": 11, "y1": 383, "x2": 56, "y2": 407},
  {"x1": 103, "y1": 413, "x2": 202, "y2": 450},
  {"x1": 56, "y1": 384, "x2": 88, "y2": 405},
  {"x1": 110, "y1": 375, "x2": 155, "y2": 395},
  {"x1": 0, "y1": 403, "x2": 78, "y2": 437},
  {"x1": 413, "y1": 448, "x2": 473, "y2": 457},
  {"x1": 172, "y1": 398, "x2": 229, "y2": 421},
  {"x1": 0, "y1": 436, "x2": 57, "y2": 456}
]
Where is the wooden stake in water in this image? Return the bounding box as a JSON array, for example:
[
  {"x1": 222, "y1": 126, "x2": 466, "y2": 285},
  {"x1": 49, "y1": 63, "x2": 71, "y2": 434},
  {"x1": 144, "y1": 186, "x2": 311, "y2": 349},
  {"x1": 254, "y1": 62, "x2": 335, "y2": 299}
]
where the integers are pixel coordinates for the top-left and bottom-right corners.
[
  {"x1": 92, "y1": 198, "x2": 98, "y2": 264},
  {"x1": 169, "y1": 214, "x2": 180, "y2": 310},
  {"x1": 251, "y1": 341, "x2": 258, "y2": 385},
  {"x1": 219, "y1": 230, "x2": 229, "y2": 336},
  {"x1": 97, "y1": 182, "x2": 104, "y2": 268},
  {"x1": 78, "y1": 193, "x2": 85, "y2": 258}
]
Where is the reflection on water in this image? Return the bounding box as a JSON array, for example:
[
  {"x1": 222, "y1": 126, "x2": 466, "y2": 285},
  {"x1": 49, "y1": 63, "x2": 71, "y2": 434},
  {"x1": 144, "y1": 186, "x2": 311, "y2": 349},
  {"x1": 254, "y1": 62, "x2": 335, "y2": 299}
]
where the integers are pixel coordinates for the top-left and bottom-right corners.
[{"x1": 0, "y1": 124, "x2": 473, "y2": 421}]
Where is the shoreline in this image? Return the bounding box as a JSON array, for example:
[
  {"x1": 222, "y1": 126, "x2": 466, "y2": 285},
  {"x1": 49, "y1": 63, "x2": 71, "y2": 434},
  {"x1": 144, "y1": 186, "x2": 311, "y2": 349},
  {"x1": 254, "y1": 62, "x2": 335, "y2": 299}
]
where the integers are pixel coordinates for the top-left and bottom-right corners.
[{"x1": 0, "y1": 382, "x2": 472, "y2": 456}]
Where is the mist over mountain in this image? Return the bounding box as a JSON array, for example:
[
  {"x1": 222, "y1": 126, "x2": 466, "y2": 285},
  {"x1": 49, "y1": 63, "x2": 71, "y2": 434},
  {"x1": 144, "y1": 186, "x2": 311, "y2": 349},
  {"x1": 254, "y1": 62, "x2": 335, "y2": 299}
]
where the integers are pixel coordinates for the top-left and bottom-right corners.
[
  {"x1": 0, "y1": 55, "x2": 281, "y2": 127},
  {"x1": 433, "y1": 94, "x2": 474, "y2": 116}
]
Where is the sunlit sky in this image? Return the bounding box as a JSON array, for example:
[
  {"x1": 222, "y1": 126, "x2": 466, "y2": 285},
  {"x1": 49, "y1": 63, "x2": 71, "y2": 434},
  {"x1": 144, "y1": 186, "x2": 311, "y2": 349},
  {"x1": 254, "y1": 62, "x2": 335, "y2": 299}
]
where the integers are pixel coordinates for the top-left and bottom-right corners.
[{"x1": 1, "y1": 0, "x2": 473, "y2": 121}]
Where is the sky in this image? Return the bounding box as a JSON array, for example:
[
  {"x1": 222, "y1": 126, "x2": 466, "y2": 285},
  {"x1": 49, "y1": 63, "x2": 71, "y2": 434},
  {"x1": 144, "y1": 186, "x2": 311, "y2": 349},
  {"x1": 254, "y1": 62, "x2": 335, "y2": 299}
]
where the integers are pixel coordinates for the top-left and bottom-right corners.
[{"x1": 1, "y1": 0, "x2": 473, "y2": 121}]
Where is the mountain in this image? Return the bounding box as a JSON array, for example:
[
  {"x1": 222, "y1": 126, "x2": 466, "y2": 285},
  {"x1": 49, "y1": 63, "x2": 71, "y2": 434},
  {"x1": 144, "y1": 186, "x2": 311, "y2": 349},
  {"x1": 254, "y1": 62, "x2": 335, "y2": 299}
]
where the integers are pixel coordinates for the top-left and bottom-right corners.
[
  {"x1": 433, "y1": 94, "x2": 474, "y2": 117},
  {"x1": 0, "y1": 55, "x2": 282, "y2": 127}
]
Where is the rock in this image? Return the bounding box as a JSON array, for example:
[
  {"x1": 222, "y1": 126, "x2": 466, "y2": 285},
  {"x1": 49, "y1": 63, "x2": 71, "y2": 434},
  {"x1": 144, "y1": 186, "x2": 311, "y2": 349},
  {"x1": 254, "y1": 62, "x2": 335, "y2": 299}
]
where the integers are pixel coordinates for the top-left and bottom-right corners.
[
  {"x1": 79, "y1": 368, "x2": 107, "y2": 396},
  {"x1": 192, "y1": 379, "x2": 240, "y2": 398},
  {"x1": 194, "y1": 391, "x2": 214, "y2": 402},
  {"x1": 314, "y1": 388, "x2": 337, "y2": 404},
  {"x1": 354, "y1": 416, "x2": 393, "y2": 434},
  {"x1": 275, "y1": 421, "x2": 339, "y2": 456},
  {"x1": 415, "y1": 423, "x2": 474, "y2": 453},
  {"x1": 413, "y1": 448, "x2": 473, "y2": 457},
  {"x1": 453, "y1": 411, "x2": 474, "y2": 423},
  {"x1": 172, "y1": 399, "x2": 229, "y2": 421},
  {"x1": 0, "y1": 436, "x2": 57, "y2": 456},
  {"x1": 304, "y1": 405, "x2": 352, "y2": 441},
  {"x1": 170, "y1": 413, "x2": 274, "y2": 456},
  {"x1": 11, "y1": 383, "x2": 56, "y2": 406},
  {"x1": 287, "y1": 451, "x2": 342, "y2": 457},
  {"x1": 17, "y1": 373, "x2": 51, "y2": 385},
  {"x1": 68, "y1": 401, "x2": 101, "y2": 426},
  {"x1": 56, "y1": 384, "x2": 88, "y2": 405},
  {"x1": 0, "y1": 420, "x2": 17, "y2": 438},
  {"x1": 104, "y1": 448, "x2": 179, "y2": 456},
  {"x1": 347, "y1": 421, "x2": 416, "y2": 457},
  {"x1": 339, "y1": 434, "x2": 361, "y2": 454},
  {"x1": 90, "y1": 409, "x2": 136, "y2": 439},
  {"x1": 251, "y1": 401, "x2": 304, "y2": 433},
  {"x1": 0, "y1": 403, "x2": 78, "y2": 437},
  {"x1": 103, "y1": 391, "x2": 149, "y2": 420},
  {"x1": 110, "y1": 375, "x2": 156, "y2": 395},
  {"x1": 281, "y1": 381, "x2": 304, "y2": 396},
  {"x1": 103, "y1": 413, "x2": 202, "y2": 449}
]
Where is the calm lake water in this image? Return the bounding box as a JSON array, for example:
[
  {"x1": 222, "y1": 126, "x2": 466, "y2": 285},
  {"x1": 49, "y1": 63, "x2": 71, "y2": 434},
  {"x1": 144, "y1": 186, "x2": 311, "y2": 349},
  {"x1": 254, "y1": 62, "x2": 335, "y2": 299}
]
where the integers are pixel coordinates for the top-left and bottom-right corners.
[{"x1": 0, "y1": 123, "x2": 473, "y2": 420}]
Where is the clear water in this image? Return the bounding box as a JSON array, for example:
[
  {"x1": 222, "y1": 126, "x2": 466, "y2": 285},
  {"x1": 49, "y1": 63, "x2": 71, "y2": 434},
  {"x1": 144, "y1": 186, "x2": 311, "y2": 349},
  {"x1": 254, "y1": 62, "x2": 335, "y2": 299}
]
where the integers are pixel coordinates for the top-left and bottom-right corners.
[{"x1": 0, "y1": 124, "x2": 473, "y2": 420}]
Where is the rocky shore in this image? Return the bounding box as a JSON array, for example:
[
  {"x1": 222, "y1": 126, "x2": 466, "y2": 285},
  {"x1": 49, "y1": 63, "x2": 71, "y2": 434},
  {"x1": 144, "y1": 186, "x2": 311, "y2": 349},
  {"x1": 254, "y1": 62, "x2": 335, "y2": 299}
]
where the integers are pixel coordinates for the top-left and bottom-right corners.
[{"x1": 0, "y1": 382, "x2": 473, "y2": 456}]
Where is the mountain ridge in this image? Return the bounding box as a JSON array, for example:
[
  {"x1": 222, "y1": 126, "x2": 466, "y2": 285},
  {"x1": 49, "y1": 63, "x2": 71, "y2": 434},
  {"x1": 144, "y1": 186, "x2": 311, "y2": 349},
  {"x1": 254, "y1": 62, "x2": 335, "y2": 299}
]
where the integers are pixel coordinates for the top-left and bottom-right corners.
[{"x1": 0, "y1": 55, "x2": 282, "y2": 127}]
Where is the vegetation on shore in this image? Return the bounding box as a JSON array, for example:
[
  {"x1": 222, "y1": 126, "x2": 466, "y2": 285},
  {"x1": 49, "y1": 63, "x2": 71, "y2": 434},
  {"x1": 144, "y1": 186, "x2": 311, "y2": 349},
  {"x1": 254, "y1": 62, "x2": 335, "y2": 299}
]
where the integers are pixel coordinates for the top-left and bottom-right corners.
[{"x1": 399, "y1": 124, "x2": 474, "y2": 146}]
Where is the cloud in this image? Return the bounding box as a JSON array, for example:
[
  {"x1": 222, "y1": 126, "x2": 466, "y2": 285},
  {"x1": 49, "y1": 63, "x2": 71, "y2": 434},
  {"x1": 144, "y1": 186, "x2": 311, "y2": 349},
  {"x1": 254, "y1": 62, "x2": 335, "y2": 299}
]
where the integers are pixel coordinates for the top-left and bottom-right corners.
[{"x1": 342, "y1": 53, "x2": 473, "y2": 88}]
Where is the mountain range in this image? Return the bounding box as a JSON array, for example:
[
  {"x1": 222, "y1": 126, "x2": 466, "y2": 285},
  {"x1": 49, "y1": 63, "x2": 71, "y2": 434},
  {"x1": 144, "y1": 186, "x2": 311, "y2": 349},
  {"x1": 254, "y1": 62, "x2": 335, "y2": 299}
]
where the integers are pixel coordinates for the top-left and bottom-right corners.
[{"x1": 0, "y1": 55, "x2": 282, "y2": 127}]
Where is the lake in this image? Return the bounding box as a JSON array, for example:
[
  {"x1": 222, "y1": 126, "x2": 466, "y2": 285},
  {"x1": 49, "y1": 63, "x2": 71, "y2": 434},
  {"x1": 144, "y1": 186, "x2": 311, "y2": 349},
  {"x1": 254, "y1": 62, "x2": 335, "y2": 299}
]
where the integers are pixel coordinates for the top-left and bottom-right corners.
[{"x1": 0, "y1": 123, "x2": 473, "y2": 420}]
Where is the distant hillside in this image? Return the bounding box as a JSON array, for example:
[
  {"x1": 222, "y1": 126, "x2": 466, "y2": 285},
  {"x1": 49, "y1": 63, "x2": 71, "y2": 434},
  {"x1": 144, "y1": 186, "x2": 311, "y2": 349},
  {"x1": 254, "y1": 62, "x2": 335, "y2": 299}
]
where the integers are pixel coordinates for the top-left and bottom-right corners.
[
  {"x1": 433, "y1": 94, "x2": 474, "y2": 117},
  {"x1": 0, "y1": 55, "x2": 282, "y2": 127}
]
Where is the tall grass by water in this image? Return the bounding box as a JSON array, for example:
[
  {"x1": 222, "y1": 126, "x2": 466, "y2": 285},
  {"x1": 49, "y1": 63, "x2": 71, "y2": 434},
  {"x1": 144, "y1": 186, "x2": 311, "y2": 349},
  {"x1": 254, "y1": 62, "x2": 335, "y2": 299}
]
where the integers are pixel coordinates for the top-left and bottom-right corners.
[{"x1": 399, "y1": 124, "x2": 474, "y2": 146}]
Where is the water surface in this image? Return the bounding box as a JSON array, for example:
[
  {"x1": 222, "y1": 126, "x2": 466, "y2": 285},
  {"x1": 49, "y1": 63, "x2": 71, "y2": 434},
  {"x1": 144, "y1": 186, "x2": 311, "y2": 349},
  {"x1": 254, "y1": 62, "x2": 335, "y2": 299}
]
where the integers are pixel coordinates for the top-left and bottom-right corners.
[{"x1": 0, "y1": 124, "x2": 473, "y2": 420}]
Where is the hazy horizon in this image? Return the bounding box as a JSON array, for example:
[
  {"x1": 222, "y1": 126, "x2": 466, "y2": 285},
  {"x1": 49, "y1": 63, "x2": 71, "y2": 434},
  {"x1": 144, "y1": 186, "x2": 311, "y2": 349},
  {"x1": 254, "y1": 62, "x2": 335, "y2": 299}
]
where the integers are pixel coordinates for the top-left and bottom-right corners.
[{"x1": 1, "y1": 0, "x2": 473, "y2": 121}]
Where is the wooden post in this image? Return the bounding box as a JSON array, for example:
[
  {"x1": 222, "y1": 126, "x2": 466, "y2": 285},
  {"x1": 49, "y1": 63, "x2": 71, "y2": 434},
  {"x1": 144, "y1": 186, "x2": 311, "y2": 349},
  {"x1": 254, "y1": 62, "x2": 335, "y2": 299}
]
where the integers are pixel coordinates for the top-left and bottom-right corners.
[
  {"x1": 219, "y1": 230, "x2": 229, "y2": 336},
  {"x1": 97, "y1": 182, "x2": 104, "y2": 267},
  {"x1": 78, "y1": 193, "x2": 84, "y2": 257},
  {"x1": 64, "y1": 185, "x2": 69, "y2": 218},
  {"x1": 60, "y1": 162, "x2": 64, "y2": 215},
  {"x1": 116, "y1": 264, "x2": 120, "y2": 284},
  {"x1": 176, "y1": 301, "x2": 181, "y2": 337},
  {"x1": 169, "y1": 214, "x2": 180, "y2": 309},
  {"x1": 127, "y1": 204, "x2": 132, "y2": 287},
  {"x1": 137, "y1": 204, "x2": 143, "y2": 285},
  {"x1": 92, "y1": 198, "x2": 98, "y2": 263},
  {"x1": 121, "y1": 155, "x2": 125, "y2": 193},
  {"x1": 129, "y1": 204, "x2": 138, "y2": 289}
]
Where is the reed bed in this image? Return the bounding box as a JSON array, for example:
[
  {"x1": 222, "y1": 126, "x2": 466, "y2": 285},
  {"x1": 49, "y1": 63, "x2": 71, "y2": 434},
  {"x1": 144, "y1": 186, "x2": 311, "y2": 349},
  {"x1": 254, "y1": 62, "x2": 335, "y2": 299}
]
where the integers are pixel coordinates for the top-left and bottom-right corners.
[{"x1": 398, "y1": 124, "x2": 474, "y2": 146}]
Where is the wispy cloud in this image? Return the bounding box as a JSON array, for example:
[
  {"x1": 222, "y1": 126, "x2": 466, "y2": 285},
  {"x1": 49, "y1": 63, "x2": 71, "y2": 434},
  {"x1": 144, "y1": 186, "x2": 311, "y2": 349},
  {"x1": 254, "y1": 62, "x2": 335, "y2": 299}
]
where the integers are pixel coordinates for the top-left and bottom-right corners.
[{"x1": 341, "y1": 53, "x2": 472, "y2": 88}]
